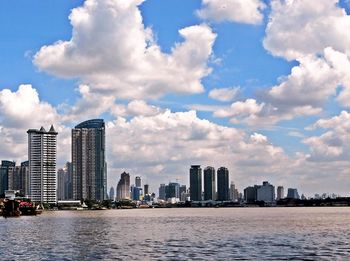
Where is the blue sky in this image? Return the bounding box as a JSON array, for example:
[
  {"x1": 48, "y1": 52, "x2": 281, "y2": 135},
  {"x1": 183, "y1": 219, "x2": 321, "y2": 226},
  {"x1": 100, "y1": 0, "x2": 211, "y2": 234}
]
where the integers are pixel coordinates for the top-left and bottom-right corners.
[{"x1": 1, "y1": 0, "x2": 350, "y2": 196}]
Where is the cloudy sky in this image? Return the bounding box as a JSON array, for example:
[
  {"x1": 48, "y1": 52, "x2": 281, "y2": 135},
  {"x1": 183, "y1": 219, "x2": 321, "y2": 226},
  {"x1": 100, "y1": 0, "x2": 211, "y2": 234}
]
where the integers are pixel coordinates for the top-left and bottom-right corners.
[{"x1": 1, "y1": 0, "x2": 350, "y2": 196}]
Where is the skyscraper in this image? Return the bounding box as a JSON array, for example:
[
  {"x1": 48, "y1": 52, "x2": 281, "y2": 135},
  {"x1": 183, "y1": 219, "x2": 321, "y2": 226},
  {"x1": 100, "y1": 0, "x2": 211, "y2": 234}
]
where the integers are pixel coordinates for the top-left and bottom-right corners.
[
  {"x1": 217, "y1": 167, "x2": 229, "y2": 201},
  {"x1": 72, "y1": 119, "x2": 106, "y2": 201},
  {"x1": 0, "y1": 161, "x2": 15, "y2": 195},
  {"x1": 57, "y1": 168, "x2": 66, "y2": 200},
  {"x1": 204, "y1": 166, "x2": 215, "y2": 201},
  {"x1": 165, "y1": 182, "x2": 180, "y2": 200},
  {"x1": 159, "y1": 184, "x2": 166, "y2": 200},
  {"x1": 28, "y1": 125, "x2": 58, "y2": 204},
  {"x1": 190, "y1": 165, "x2": 202, "y2": 201},
  {"x1": 116, "y1": 172, "x2": 130, "y2": 200},
  {"x1": 135, "y1": 176, "x2": 141, "y2": 188},
  {"x1": 144, "y1": 184, "x2": 149, "y2": 195},
  {"x1": 277, "y1": 186, "x2": 284, "y2": 200}
]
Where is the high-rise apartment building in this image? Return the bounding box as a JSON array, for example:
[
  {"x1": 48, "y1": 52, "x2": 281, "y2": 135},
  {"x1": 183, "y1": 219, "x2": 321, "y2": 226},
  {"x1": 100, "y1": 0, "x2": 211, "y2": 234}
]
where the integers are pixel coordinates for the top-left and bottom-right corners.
[
  {"x1": 116, "y1": 172, "x2": 130, "y2": 200},
  {"x1": 190, "y1": 165, "x2": 202, "y2": 201},
  {"x1": 72, "y1": 119, "x2": 106, "y2": 201},
  {"x1": 204, "y1": 166, "x2": 215, "y2": 201},
  {"x1": 217, "y1": 167, "x2": 229, "y2": 201},
  {"x1": 27, "y1": 126, "x2": 58, "y2": 204},
  {"x1": 277, "y1": 186, "x2": 284, "y2": 200}
]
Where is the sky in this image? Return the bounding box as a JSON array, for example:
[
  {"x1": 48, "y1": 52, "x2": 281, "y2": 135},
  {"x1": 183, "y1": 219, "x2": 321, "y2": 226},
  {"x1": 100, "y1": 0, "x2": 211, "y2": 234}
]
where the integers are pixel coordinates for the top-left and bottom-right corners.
[{"x1": 1, "y1": 0, "x2": 350, "y2": 197}]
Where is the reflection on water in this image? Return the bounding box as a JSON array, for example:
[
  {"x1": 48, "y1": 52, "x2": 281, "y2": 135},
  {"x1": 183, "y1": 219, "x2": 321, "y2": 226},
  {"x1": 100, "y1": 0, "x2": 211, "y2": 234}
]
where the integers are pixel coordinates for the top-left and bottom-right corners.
[{"x1": 1, "y1": 208, "x2": 350, "y2": 260}]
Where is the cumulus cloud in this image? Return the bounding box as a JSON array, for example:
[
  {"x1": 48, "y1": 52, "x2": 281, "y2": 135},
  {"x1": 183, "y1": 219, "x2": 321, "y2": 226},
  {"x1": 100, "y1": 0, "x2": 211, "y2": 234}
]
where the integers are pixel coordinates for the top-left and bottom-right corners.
[
  {"x1": 0, "y1": 85, "x2": 69, "y2": 165},
  {"x1": 264, "y1": 0, "x2": 350, "y2": 60},
  {"x1": 211, "y1": 0, "x2": 350, "y2": 126},
  {"x1": 33, "y1": 0, "x2": 216, "y2": 100},
  {"x1": 304, "y1": 111, "x2": 350, "y2": 161},
  {"x1": 196, "y1": 0, "x2": 266, "y2": 24},
  {"x1": 209, "y1": 86, "x2": 240, "y2": 102}
]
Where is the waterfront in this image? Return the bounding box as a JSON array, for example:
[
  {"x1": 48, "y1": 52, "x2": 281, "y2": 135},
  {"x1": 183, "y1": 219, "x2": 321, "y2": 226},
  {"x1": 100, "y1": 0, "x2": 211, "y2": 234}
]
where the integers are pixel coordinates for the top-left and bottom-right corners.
[{"x1": 1, "y1": 208, "x2": 350, "y2": 260}]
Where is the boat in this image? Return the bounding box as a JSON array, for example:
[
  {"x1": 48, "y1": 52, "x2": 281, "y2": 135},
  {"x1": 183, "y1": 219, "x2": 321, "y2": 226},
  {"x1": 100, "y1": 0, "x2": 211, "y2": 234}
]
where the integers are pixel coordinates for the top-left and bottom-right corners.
[
  {"x1": 19, "y1": 201, "x2": 42, "y2": 216},
  {"x1": 2, "y1": 199, "x2": 21, "y2": 218}
]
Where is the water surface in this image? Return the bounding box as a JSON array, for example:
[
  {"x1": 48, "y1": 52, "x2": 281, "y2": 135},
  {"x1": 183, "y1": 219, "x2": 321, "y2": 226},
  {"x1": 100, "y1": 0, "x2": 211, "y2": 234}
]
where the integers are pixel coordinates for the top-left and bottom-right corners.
[{"x1": 1, "y1": 208, "x2": 350, "y2": 260}]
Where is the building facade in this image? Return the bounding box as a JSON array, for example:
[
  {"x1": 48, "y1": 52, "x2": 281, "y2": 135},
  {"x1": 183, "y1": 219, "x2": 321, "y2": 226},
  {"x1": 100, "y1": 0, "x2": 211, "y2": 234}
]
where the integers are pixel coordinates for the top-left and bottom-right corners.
[
  {"x1": 0, "y1": 161, "x2": 15, "y2": 195},
  {"x1": 190, "y1": 165, "x2": 202, "y2": 201},
  {"x1": 256, "y1": 181, "x2": 275, "y2": 203},
  {"x1": 109, "y1": 186, "x2": 115, "y2": 201},
  {"x1": 72, "y1": 119, "x2": 106, "y2": 201},
  {"x1": 28, "y1": 125, "x2": 58, "y2": 204},
  {"x1": 204, "y1": 166, "x2": 215, "y2": 201},
  {"x1": 116, "y1": 172, "x2": 130, "y2": 200},
  {"x1": 217, "y1": 167, "x2": 229, "y2": 201},
  {"x1": 277, "y1": 186, "x2": 284, "y2": 200},
  {"x1": 287, "y1": 188, "x2": 300, "y2": 199},
  {"x1": 159, "y1": 184, "x2": 166, "y2": 200}
]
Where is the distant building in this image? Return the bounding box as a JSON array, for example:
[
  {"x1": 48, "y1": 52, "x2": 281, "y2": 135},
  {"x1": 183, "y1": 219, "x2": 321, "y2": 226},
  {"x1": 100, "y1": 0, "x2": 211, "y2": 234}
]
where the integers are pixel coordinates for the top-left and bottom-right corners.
[
  {"x1": 159, "y1": 184, "x2": 166, "y2": 200},
  {"x1": 135, "y1": 176, "x2": 141, "y2": 188},
  {"x1": 109, "y1": 186, "x2": 115, "y2": 201},
  {"x1": 57, "y1": 162, "x2": 73, "y2": 200},
  {"x1": 179, "y1": 185, "x2": 186, "y2": 195},
  {"x1": 190, "y1": 165, "x2": 202, "y2": 201},
  {"x1": 277, "y1": 186, "x2": 284, "y2": 200},
  {"x1": 0, "y1": 161, "x2": 15, "y2": 196},
  {"x1": 72, "y1": 119, "x2": 106, "y2": 201},
  {"x1": 132, "y1": 186, "x2": 142, "y2": 201},
  {"x1": 144, "y1": 184, "x2": 149, "y2": 195},
  {"x1": 217, "y1": 167, "x2": 229, "y2": 201},
  {"x1": 6, "y1": 161, "x2": 29, "y2": 196},
  {"x1": 204, "y1": 166, "x2": 215, "y2": 201},
  {"x1": 230, "y1": 182, "x2": 239, "y2": 201},
  {"x1": 165, "y1": 182, "x2": 180, "y2": 200},
  {"x1": 28, "y1": 125, "x2": 58, "y2": 204},
  {"x1": 244, "y1": 186, "x2": 258, "y2": 203},
  {"x1": 57, "y1": 168, "x2": 66, "y2": 200},
  {"x1": 116, "y1": 172, "x2": 130, "y2": 200},
  {"x1": 257, "y1": 181, "x2": 275, "y2": 203},
  {"x1": 287, "y1": 188, "x2": 300, "y2": 199}
]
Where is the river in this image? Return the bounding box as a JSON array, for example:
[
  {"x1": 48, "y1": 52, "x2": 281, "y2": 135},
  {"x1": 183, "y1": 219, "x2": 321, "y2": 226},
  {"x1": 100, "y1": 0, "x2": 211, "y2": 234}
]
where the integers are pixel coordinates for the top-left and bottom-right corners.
[{"x1": 1, "y1": 207, "x2": 350, "y2": 260}]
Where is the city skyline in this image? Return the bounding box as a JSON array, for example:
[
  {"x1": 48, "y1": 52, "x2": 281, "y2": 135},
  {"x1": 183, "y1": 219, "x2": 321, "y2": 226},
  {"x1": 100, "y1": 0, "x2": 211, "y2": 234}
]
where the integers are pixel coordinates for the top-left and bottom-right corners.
[{"x1": 1, "y1": 0, "x2": 350, "y2": 196}]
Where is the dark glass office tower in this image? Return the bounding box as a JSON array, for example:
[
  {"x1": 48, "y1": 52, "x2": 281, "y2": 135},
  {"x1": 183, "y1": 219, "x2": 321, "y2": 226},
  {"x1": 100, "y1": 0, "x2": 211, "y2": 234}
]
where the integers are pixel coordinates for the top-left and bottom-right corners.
[
  {"x1": 204, "y1": 166, "x2": 215, "y2": 200},
  {"x1": 72, "y1": 119, "x2": 106, "y2": 201},
  {"x1": 217, "y1": 167, "x2": 229, "y2": 201},
  {"x1": 190, "y1": 165, "x2": 202, "y2": 201}
]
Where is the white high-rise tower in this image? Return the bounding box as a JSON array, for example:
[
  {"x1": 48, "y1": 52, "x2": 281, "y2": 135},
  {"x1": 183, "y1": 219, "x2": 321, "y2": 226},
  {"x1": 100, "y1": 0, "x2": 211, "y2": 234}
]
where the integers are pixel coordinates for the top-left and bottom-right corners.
[{"x1": 27, "y1": 125, "x2": 58, "y2": 204}]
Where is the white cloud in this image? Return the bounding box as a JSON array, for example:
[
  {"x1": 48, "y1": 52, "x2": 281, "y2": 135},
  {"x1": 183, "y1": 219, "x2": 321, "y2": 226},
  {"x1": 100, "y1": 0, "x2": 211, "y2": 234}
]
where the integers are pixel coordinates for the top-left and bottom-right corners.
[
  {"x1": 0, "y1": 85, "x2": 69, "y2": 165},
  {"x1": 267, "y1": 55, "x2": 338, "y2": 108},
  {"x1": 304, "y1": 111, "x2": 350, "y2": 161},
  {"x1": 264, "y1": 0, "x2": 350, "y2": 60},
  {"x1": 0, "y1": 84, "x2": 58, "y2": 128},
  {"x1": 196, "y1": 0, "x2": 266, "y2": 25},
  {"x1": 33, "y1": 0, "x2": 216, "y2": 100},
  {"x1": 209, "y1": 86, "x2": 240, "y2": 102}
]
